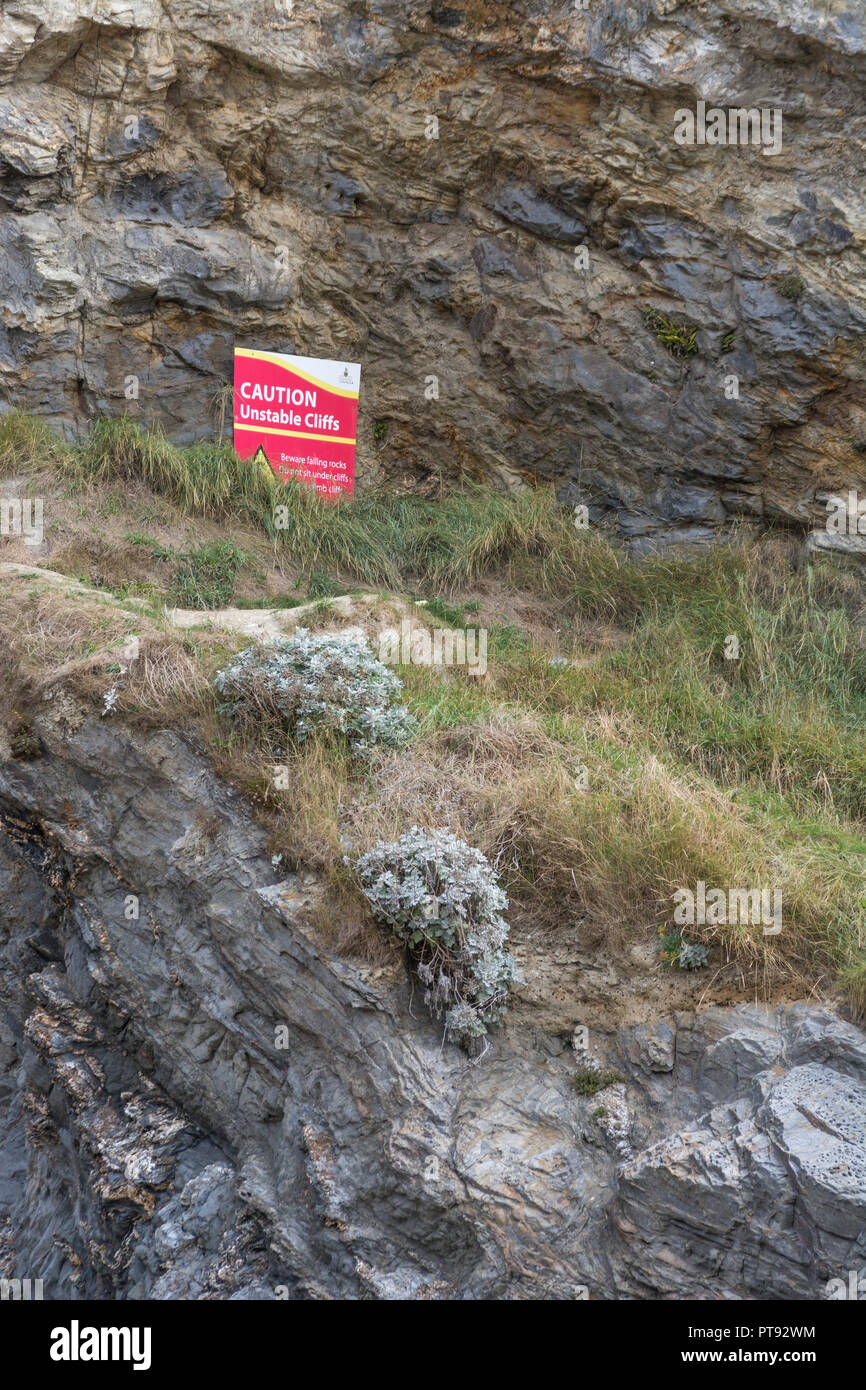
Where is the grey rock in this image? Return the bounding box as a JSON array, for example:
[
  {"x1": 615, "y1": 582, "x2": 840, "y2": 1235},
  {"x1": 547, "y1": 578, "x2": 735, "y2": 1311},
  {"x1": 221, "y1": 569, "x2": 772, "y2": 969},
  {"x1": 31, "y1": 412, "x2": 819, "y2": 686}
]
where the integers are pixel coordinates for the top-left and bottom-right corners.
[
  {"x1": 2, "y1": 710, "x2": 865, "y2": 1299},
  {"x1": 492, "y1": 185, "x2": 587, "y2": 244},
  {"x1": 625, "y1": 1021, "x2": 677, "y2": 1075},
  {"x1": 610, "y1": 1058, "x2": 866, "y2": 1299}
]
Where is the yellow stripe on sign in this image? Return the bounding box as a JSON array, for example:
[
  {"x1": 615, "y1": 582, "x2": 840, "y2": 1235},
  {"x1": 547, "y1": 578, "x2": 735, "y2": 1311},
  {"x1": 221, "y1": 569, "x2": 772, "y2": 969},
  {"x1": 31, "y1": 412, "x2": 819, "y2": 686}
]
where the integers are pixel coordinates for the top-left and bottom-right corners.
[
  {"x1": 234, "y1": 422, "x2": 357, "y2": 445},
  {"x1": 235, "y1": 350, "x2": 359, "y2": 399}
]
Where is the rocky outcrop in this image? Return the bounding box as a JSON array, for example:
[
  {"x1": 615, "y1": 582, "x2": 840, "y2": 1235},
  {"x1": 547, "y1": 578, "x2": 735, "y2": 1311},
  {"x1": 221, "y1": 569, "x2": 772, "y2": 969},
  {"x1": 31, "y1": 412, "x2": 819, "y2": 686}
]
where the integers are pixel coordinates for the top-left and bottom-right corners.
[
  {"x1": 1, "y1": 703, "x2": 864, "y2": 1299},
  {"x1": 609, "y1": 1013, "x2": 866, "y2": 1298},
  {"x1": 1, "y1": 1, "x2": 865, "y2": 540}
]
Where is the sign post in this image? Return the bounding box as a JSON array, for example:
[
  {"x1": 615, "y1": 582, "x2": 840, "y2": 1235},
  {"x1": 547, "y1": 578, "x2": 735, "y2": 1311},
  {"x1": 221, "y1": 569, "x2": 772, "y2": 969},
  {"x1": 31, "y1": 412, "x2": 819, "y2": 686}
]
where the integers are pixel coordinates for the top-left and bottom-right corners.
[{"x1": 233, "y1": 349, "x2": 361, "y2": 498}]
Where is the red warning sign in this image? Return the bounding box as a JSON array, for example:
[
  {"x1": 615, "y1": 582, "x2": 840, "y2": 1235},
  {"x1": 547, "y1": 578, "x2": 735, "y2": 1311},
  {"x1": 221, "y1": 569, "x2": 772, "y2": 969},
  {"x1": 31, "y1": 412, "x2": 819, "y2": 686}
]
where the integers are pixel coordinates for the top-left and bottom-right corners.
[{"x1": 233, "y1": 349, "x2": 361, "y2": 498}]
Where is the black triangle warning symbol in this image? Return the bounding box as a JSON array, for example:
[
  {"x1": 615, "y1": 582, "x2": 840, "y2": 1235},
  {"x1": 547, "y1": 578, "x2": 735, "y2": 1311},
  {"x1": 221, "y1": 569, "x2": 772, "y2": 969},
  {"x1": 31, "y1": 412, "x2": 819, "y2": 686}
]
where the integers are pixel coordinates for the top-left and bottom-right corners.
[{"x1": 251, "y1": 444, "x2": 271, "y2": 470}]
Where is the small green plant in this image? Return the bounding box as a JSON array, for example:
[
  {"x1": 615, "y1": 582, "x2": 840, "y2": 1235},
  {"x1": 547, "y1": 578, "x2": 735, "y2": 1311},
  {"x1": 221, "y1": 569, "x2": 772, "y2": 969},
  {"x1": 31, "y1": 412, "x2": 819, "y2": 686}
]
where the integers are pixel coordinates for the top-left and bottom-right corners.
[
  {"x1": 354, "y1": 827, "x2": 519, "y2": 1048},
  {"x1": 679, "y1": 941, "x2": 709, "y2": 969},
  {"x1": 721, "y1": 331, "x2": 736, "y2": 354},
  {"x1": 169, "y1": 541, "x2": 244, "y2": 609},
  {"x1": 10, "y1": 723, "x2": 42, "y2": 760},
  {"x1": 641, "y1": 308, "x2": 698, "y2": 358},
  {"x1": 373, "y1": 419, "x2": 389, "y2": 442},
  {"x1": 776, "y1": 273, "x2": 805, "y2": 302},
  {"x1": 658, "y1": 927, "x2": 682, "y2": 964},
  {"x1": 658, "y1": 927, "x2": 708, "y2": 970},
  {"x1": 573, "y1": 1067, "x2": 623, "y2": 1096},
  {"x1": 307, "y1": 570, "x2": 345, "y2": 599},
  {"x1": 489, "y1": 623, "x2": 531, "y2": 656},
  {"x1": 423, "y1": 596, "x2": 466, "y2": 627},
  {"x1": 126, "y1": 532, "x2": 173, "y2": 563}
]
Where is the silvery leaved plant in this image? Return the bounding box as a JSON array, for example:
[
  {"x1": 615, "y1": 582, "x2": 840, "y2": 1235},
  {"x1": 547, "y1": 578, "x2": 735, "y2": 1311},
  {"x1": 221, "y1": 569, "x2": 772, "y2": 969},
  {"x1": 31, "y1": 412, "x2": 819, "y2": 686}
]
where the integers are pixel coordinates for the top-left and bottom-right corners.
[
  {"x1": 213, "y1": 629, "x2": 416, "y2": 753},
  {"x1": 659, "y1": 927, "x2": 709, "y2": 971},
  {"x1": 678, "y1": 941, "x2": 709, "y2": 970},
  {"x1": 353, "y1": 827, "x2": 519, "y2": 1048}
]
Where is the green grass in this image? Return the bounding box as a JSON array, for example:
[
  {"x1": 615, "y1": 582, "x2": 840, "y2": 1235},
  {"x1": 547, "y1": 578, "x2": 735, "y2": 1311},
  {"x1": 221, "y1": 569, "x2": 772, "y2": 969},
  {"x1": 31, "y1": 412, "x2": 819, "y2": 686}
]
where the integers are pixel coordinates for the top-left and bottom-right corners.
[
  {"x1": 399, "y1": 664, "x2": 496, "y2": 730},
  {"x1": 0, "y1": 411, "x2": 605, "y2": 594},
  {"x1": 556, "y1": 548, "x2": 866, "y2": 819},
  {"x1": 0, "y1": 410, "x2": 73, "y2": 474},
  {"x1": 573, "y1": 1068, "x2": 624, "y2": 1096},
  {"x1": 3, "y1": 408, "x2": 866, "y2": 1011},
  {"x1": 79, "y1": 416, "x2": 282, "y2": 522},
  {"x1": 123, "y1": 530, "x2": 244, "y2": 609},
  {"x1": 489, "y1": 622, "x2": 532, "y2": 657},
  {"x1": 307, "y1": 570, "x2": 349, "y2": 599},
  {"x1": 233, "y1": 594, "x2": 305, "y2": 611},
  {"x1": 419, "y1": 596, "x2": 467, "y2": 627},
  {"x1": 641, "y1": 307, "x2": 699, "y2": 358},
  {"x1": 168, "y1": 541, "x2": 245, "y2": 610}
]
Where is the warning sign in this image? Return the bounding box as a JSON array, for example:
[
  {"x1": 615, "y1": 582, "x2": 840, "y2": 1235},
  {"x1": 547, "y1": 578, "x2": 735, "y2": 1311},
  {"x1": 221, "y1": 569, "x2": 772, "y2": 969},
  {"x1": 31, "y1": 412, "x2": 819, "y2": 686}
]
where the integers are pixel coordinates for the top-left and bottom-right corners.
[{"x1": 233, "y1": 349, "x2": 361, "y2": 498}]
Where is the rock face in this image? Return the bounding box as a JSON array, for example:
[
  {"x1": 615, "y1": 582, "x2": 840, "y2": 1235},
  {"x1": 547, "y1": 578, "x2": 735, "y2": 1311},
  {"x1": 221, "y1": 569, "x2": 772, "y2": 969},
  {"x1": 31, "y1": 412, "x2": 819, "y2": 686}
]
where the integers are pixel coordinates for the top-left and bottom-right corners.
[
  {"x1": 2, "y1": 706, "x2": 865, "y2": 1299},
  {"x1": 610, "y1": 1018, "x2": 866, "y2": 1298},
  {"x1": 1, "y1": 1, "x2": 865, "y2": 539}
]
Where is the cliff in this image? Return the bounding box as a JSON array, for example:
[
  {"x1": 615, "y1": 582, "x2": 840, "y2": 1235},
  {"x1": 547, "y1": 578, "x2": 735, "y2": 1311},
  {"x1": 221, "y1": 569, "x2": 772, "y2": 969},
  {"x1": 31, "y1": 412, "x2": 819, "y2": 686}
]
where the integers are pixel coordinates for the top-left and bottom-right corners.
[
  {"x1": 2, "y1": 0, "x2": 866, "y2": 1303},
  {"x1": 2, "y1": 0, "x2": 865, "y2": 540}
]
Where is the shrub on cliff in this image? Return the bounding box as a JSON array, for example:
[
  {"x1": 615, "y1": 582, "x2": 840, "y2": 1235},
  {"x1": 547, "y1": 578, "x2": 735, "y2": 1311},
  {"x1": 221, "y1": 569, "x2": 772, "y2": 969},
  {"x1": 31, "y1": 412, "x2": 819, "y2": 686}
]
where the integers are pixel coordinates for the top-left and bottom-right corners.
[
  {"x1": 658, "y1": 928, "x2": 709, "y2": 971},
  {"x1": 214, "y1": 628, "x2": 415, "y2": 752},
  {"x1": 353, "y1": 827, "x2": 519, "y2": 1048}
]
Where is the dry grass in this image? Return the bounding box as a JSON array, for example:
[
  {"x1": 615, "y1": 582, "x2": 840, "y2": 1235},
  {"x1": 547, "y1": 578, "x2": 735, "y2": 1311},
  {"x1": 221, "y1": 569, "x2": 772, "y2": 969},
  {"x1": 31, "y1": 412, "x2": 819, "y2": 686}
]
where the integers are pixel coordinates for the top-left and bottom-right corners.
[
  {"x1": 0, "y1": 573, "x2": 222, "y2": 732},
  {"x1": 231, "y1": 701, "x2": 863, "y2": 1007},
  {"x1": 0, "y1": 410, "x2": 72, "y2": 476},
  {"x1": 205, "y1": 729, "x2": 394, "y2": 964},
  {"x1": 49, "y1": 534, "x2": 165, "y2": 595}
]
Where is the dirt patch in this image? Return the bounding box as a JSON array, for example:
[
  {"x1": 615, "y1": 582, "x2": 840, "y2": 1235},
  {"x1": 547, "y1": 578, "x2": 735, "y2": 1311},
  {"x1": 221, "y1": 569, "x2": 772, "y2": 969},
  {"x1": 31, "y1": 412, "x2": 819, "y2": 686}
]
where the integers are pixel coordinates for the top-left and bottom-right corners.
[
  {"x1": 168, "y1": 592, "x2": 434, "y2": 647},
  {"x1": 457, "y1": 579, "x2": 627, "y2": 659}
]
